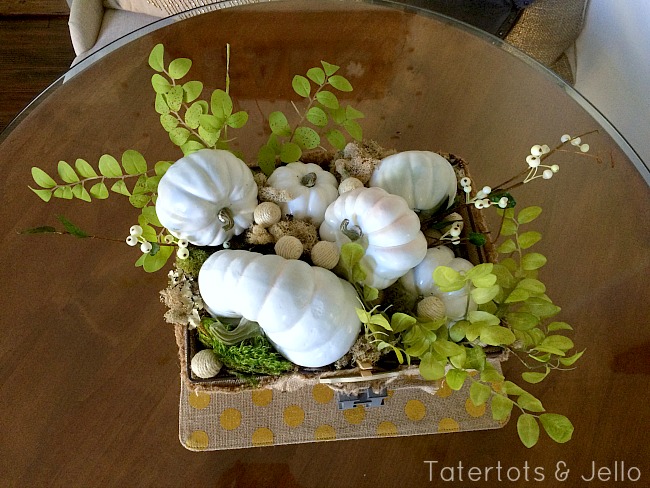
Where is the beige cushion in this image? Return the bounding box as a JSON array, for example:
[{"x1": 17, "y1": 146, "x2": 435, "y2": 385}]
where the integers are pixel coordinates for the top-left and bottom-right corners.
[
  {"x1": 68, "y1": 0, "x2": 105, "y2": 55},
  {"x1": 103, "y1": 0, "x2": 166, "y2": 17},
  {"x1": 506, "y1": 0, "x2": 588, "y2": 83},
  {"x1": 71, "y1": 8, "x2": 161, "y2": 63}
]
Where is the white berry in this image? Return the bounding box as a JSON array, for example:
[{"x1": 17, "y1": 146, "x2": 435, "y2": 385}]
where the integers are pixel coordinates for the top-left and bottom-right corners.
[
  {"x1": 130, "y1": 225, "x2": 143, "y2": 236},
  {"x1": 140, "y1": 241, "x2": 153, "y2": 253},
  {"x1": 126, "y1": 235, "x2": 138, "y2": 246},
  {"x1": 526, "y1": 155, "x2": 540, "y2": 167}
]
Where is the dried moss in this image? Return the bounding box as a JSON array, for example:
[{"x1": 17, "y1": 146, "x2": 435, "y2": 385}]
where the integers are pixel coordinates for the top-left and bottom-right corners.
[{"x1": 160, "y1": 270, "x2": 203, "y2": 328}]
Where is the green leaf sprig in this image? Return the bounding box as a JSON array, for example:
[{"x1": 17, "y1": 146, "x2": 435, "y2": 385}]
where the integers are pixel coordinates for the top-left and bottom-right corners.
[
  {"x1": 29, "y1": 150, "x2": 161, "y2": 203},
  {"x1": 257, "y1": 61, "x2": 364, "y2": 175},
  {"x1": 428, "y1": 205, "x2": 581, "y2": 447},
  {"x1": 340, "y1": 206, "x2": 580, "y2": 448},
  {"x1": 29, "y1": 149, "x2": 179, "y2": 272},
  {"x1": 148, "y1": 43, "x2": 248, "y2": 155}
]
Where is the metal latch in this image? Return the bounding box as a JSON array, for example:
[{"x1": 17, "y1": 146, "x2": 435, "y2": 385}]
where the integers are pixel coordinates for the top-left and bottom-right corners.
[{"x1": 337, "y1": 388, "x2": 388, "y2": 410}]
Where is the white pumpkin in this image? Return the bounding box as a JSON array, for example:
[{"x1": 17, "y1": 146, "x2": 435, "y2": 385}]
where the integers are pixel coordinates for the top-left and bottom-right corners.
[
  {"x1": 267, "y1": 162, "x2": 339, "y2": 225},
  {"x1": 319, "y1": 186, "x2": 427, "y2": 290},
  {"x1": 156, "y1": 149, "x2": 258, "y2": 246},
  {"x1": 198, "y1": 249, "x2": 361, "y2": 368},
  {"x1": 400, "y1": 246, "x2": 477, "y2": 320},
  {"x1": 369, "y1": 150, "x2": 457, "y2": 212}
]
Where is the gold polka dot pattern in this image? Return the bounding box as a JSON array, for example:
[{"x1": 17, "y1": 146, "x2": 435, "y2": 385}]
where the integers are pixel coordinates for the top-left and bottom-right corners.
[
  {"x1": 283, "y1": 405, "x2": 305, "y2": 427},
  {"x1": 252, "y1": 427, "x2": 274, "y2": 446},
  {"x1": 179, "y1": 361, "x2": 508, "y2": 450},
  {"x1": 376, "y1": 421, "x2": 398, "y2": 437},
  {"x1": 219, "y1": 408, "x2": 242, "y2": 431},
  {"x1": 188, "y1": 391, "x2": 210, "y2": 410},
  {"x1": 312, "y1": 383, "x2": 334, "y2": 404},
  {"x1": 251, "y1": 388, "x2": 273, "y2": 407},
  {"x1": 465, "y1": 398, "x2": 487, "y2": 418},
  {"x1": 314, "y1": 424, "x2": 336, "y2": 440},
  {"x1": 185, "y1": 430, "x2": 209, "y2": 450},
  {"x1": 343, "y1": 406, "x2": 366, "y2": 425},
  {"x1": 404, "y1": 399, "x2": 426, "y2": 421}
]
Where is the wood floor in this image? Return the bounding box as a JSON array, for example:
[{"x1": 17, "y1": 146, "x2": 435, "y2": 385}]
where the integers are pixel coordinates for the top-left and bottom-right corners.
[{"x1": 0, "y1": 0, "x2": 75, "y2": 132}]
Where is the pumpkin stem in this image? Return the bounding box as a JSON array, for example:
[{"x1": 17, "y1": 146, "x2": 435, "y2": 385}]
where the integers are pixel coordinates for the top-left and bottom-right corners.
[
  {"x1": 340, "y1": 219, "x2": 363, "y2": 241},
  {"x1": 218, "y1": 207, "x2": 235, "y2": 231},
  {"x1": 301, "y1": 172, "x2": 317, "y2": 188}
]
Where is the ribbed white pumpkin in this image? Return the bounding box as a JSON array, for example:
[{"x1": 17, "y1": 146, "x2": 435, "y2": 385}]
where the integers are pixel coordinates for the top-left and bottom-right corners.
[
  {"x1": 155, "y1": 149, "x2": 258, "y2": 246},
  {"x1": 267, "y1": 162, "x2": 339, "y2": 225},
  {"x1": 400, "y1": 246, "x2": 476, "y2": 320},
  {"x1": 369, "y1": 150, "x2": 457, "y2": 212},
  {"x1": 319, "y1": 186, "x2": 428, "y2": 290},
  {"x1": 198, "y1": 249, "x2": 361, "y2": 367}
]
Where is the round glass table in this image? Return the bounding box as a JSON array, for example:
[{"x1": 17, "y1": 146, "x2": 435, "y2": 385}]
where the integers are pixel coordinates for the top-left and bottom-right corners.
[{"x1": 1, "y1": 1, "x2": 648, "y2": 486}]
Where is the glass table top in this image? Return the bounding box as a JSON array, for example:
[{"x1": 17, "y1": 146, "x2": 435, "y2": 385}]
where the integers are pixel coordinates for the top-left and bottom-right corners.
[{"x1": 0, "y1": 0, "x2": 647, "y2": 485}]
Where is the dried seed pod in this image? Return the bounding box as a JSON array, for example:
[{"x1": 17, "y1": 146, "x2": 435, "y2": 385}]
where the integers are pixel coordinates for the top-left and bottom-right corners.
[
  {"x1": 338, "y1": 177, "x2": 364, "y2": 194},
  {"x1": 191, "y1": 349, "x2": 222, "y2": 379},
  {"x1": 443, "y1": 212, "x2": 464, "y2": 233},
  {"x1": 254, "y1": 202, "x2": 282, "y2": 227},
  {"x1": 417, "y1": 296, "x2": 446, "y2": 321},
  {"x1": 311, "y1": 240, "x2": 340, "y2": 269},
  {"x1": 274, "y1": 235, "x2": 303, "y2": 260}
]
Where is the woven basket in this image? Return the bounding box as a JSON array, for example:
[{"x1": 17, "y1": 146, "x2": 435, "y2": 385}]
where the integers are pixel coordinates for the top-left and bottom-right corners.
[{"x1": 170, "y1": 153, "x2": 504, "y2": 395}]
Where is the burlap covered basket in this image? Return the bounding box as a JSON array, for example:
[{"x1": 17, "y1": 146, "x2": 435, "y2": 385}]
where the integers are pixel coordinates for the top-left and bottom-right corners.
[{"x1": 169, "y1": 153, "x2": 502, "y2": 396}]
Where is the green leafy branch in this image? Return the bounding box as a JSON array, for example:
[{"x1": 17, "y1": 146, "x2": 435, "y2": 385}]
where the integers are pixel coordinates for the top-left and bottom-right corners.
[
  {"x1": 21, "y1": 215, "x2": 106, "y2": 240},
  {"x1": 29, "y1": 149, "x2": 178, "y2": 273},
  {"x1": 29, "y1": 150, "x2": 162, "y2": 203},
  {"x1": 340, "y1": 208, "x2": 580, "y2": 448},
  {"x1": 434, "y1": 206, "x2": 581, "y2": 372},
  {"x1": 257, "y1": 61, "x2": 364, "y2": 175},
  {"x1": 466, "y1": 366, "x2": 574, "y2": 447},
  {"x1": 149, "y1": 43, "x2": 248, "y2": 155}
]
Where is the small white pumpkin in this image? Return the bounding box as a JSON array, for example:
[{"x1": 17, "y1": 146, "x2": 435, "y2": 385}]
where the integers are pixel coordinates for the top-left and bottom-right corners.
[
  {"x1": 369, "y1": 150, "x2": 457, "y2": 212},
  {"x1": 156, "y1": 149, "x2": 258, "y2": 246},
  {"x1": 198, "y1": 249, "x2": 361, "y2": 368},
  {"x1": 400, "y1": 246, "x2": 477, "y2": 320},
  {"x1": 267, "y1": 162, "x2": 339, "y2": 225},
  {"x1": 319, "y1": 186, "x2": 428, "y2": 290}
]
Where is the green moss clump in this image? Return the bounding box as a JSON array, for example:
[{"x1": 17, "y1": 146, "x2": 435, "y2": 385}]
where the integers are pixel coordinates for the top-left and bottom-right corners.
[
  {"x1": 198, "y1": 322, "x2": 295, "y2": 376},
  {"x1": 212, "y1": 336, "x2": 295, "y2": 376},
  {"x1": 175, "y1": 247, "x2": 211, "y2": 277}
]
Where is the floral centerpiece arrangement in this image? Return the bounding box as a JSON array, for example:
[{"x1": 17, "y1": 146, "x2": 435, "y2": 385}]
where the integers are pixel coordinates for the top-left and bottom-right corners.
[{"x1": 27, "y1": 44, "x2": 594, "y2": 448}]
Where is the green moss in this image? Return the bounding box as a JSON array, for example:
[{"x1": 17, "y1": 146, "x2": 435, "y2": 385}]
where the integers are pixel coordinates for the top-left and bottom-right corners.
[
  {"x1": 198, "y1": 322, "x2": 294, "y2": 376},
  {"x1": 213, "y1": 336, "x2": 295, "y2": 376},
  {"x1": 175, "y1": 247, "x2": 211, "y2": 277}
]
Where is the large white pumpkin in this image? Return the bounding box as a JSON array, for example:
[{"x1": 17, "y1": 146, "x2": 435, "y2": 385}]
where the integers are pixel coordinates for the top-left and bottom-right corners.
[
  {"x1": 156, "y1": 149, "x2": 258, "y2": 246},
  {"x1": 319, "y1": 186, "x2": 427, "y2": 290},
  {"x1": 400, "y1": 246, "x2": 476, "y2": 320},
  {"x1": 369, "y1": 150, "x2": 457, "y2": 212},
  {"x1": 198, "y1": 249, "x2": 361, "y2": 368},
  {"x1": 267, "y1": 162, "x2": 339, "y2": 225}
]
